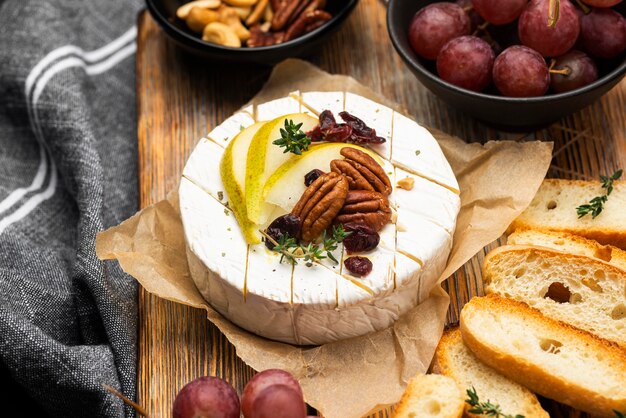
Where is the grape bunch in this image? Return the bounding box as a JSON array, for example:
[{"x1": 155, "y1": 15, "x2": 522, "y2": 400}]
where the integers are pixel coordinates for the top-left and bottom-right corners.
[
  {"x1": 407, "y1": 0, "x2": 626, "y2": 97},
  {"x1": 173, "y1": 369, "x2": 315, "y2": 418}
]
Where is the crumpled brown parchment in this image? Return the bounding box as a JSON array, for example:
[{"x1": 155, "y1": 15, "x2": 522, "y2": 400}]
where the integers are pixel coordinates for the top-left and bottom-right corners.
[{"x1": 96, "y1": 59, "x2": 553, "y2": 418}]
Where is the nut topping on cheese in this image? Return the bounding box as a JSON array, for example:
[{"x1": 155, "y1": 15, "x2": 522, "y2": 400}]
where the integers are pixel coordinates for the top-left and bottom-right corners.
[{"x1": 180, "y1": 92, "x2": 460, "y2": 345}]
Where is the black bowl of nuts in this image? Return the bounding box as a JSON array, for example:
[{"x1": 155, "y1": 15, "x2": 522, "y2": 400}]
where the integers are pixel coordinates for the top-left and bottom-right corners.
[
  {"x1": 146, "y1": 0, "x2": 358, "y2": 64},
  {"x1": 387, "y1": 0, "x2": 626, "y2": 130}
]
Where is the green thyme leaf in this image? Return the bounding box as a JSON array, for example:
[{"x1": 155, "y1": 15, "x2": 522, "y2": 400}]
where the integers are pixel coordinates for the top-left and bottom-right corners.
[
  {"x1": 465, "y1": 387, "x2": 524, "y2": 418},
  {"x1": 576, "y1": 169, "x2": 622, "y2": 219},
  {"x1": 272, "y1": 119, "x2": 312, "y2": 155}
]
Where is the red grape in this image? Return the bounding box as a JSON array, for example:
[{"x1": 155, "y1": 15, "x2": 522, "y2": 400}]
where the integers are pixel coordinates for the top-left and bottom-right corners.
[
  {"x1": 581, "y1": 0, "x2": 622, "y2": 6},
  {"x1": 550, "y1": 50, "x2": 598, "y2": 93},
  {"x1": 493, "y1": 45, "x2": 550, "y2": 97},
  {"x1": 518, "y1": 0, "x2": 580, "y2": 57},
  {"x1": 241, "y1": 369, "x2": 304, "y2": 418},
  {"x1": 249, "y1": 385, "x2": 306, "y2": 418},
  {"x1": 471, "y1": 0, "x2": 528, "y2": 24},
  {"x1": 173, "y1": 377, "x2": 240, "y2": 418},
  {"x1": 580, "y1": 8, "x2": 626, "y2": 58},
  {"x1": 436, "y1": 36, "x2": 495, "y2": 91},
  {"x1": 407, "y1": 2, "x2": 471, "y2": 60}
]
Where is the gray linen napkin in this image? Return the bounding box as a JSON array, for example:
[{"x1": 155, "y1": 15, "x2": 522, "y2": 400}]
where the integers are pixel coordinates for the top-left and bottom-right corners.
[{"x1": 0, "y1": 0, "x2": 143, "y2": 416}]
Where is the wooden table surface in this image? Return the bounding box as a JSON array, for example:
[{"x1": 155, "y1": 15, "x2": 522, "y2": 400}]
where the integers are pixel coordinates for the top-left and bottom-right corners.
[{"x1": 135, "y1": 1, "x2": 626, "y2": 416}]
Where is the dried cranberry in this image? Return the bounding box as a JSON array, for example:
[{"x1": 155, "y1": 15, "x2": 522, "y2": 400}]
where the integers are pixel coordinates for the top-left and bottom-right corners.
[
  {"x1": 339, "y1": 111, "x2": 386, "y2": 144},
  {"x1": 342, "y1": 222, "x2": 380, "y2": 253},
  {"x1": 307, "y1": 109, "x2": 386, "y2": 145},
  {"x1": 344, "y1": 256, "x2": 373, "y2": 277},
  {"x1": 319, "y1": 110, "x2": 336, "y2": 130},
  {"x1": 304, "y1": 169, "x2": 325, "y2": 186},
  {"x1": 265, "y1": 214, "x2": 301, "y2": 250}
]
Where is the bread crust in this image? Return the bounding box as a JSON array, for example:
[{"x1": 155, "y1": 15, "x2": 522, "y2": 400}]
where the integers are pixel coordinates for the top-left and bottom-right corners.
[
  {"x1": 460, "y1": 295, "x2": 626, "y2": 417},
  {"x1": 509, "y1": 179, "x2": 626, "y2": 249},
  {"x1": 434, "y1": 329, "x2": 548, "y2": 418},
  {"x1": 507, "y1": 228, "x2": 626, "y2": 271}
]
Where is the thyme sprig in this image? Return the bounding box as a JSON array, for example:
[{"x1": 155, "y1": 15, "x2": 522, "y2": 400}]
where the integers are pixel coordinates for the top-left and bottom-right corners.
[
  {"x1": 272, "y1": 119, "x2": 312, "y2": 155},
  {"x1": 615, "y1": 411, "x2": 626, "y2": 418},
  {"x1": 260, "y1": 225, "x2": 351, "y2": 267},
  {"x1": 576, "y1": 169, "x2": 622, "y2": 219},
  {"x1": 466, "y1": 387, "x2": 525, "y2": 418}
]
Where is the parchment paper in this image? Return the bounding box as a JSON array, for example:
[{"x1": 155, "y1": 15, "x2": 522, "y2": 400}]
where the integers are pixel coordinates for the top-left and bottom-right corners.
[{"x1": 96, "y1": 59, "x2": 553, "y2": 418}]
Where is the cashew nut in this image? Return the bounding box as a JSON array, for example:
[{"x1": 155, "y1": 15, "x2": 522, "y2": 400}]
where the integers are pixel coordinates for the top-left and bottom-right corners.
[
  {"x1": 186, "y1": 7, "x2": 219, "y2": 33},
  {"x1": 230, "y1": 6, "x2": 252, "y2": 19},
  {"x1": 263, "y1": 2, "x2": 273, "y2": 23},
  {"x1": 222, "y1": 0, "x2": 258, "y2": 6},
  {"x1": 218, "y1": 7, "x2": 250, "y2": 42},
  {"x1": 245, "y1": 0, "x2": 268, "y2": 26},
  {"x1": 177, "y1": 0, "x2": 221, "y2": 19},
  {"x1": 202, "y1": 22, "x2": 241, "y2": 47}
]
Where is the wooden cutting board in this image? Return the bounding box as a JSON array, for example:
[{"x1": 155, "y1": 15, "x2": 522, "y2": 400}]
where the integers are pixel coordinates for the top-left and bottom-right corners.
[{"x1": 136, "y1": 1, "x2": 626, "y2": 416}]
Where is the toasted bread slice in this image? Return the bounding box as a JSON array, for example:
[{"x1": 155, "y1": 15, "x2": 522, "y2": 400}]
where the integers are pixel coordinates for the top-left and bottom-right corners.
[
  {"x1": 460, "y1": 295, "x2": 626, "y2": 417},
  {"x1": 483, "y1": 245, "x2": 626, "y2": 347},
  {"x1": 510, "y1": 179, "x2": 626, "y2": 249},
  {"x1": 432, "y1": 328, "x2": 548, "y2": 418},
  {"x1": 393, "y1": 374, "x2": 464, "y2": 418},
  {"x1": 507, "y1": 228, "x2": 626, "y2": 271}
]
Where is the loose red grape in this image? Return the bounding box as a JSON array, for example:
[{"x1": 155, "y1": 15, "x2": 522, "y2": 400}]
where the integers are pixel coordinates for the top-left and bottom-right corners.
[
  {"x1": 581, "y1": 0, "x2": 622, "y2": 6},
  {"x1": 518, "y1": 0, "x2": 580, "y2": 57},
  {"x1": 241, "y1": 369, "x2": 304, "y2": 418},
  {"x1": 456, "y1": 0, "x2": 485, "y2": 32},
  {"x1": 407, "y1": 2, "x2": 471, "y2": 60},
  {"x1": 493, "y1": 45, "x2": 550, "y2": 97},
  {"x1": 249, "y1": 385, "x2": 306, "y2": 418},
  {"x1": 471, "y1": 0, "x2": 528, "y2": 24},
  {"x1": 550, "y1": 50, "x2": 598, "y2": 93},
  {"x1": 173, "y1": 377, "x2": 240, "y2": 418},
  {"x1": 580, "y1": 8, "x2": 626, "y2": 58},
  {"x1": 436, "y1": 36, "x2": 495, "y2": 91}
]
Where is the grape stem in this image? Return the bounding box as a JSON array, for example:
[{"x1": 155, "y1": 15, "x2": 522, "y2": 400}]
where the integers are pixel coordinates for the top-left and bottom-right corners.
[
  {"x1": 462, "y1": 4, "x2": 473, "y2": 12},
  {"x1": 472, "y1": 21, "x2": 490, "y2": 36},
  {"x1": 548, "y1": 58, "x2": 572, "y2": 76},
  {"x1": 103, "y1": 384, "x2": 151, "y2": 417},
  {"x1": 574, "y1": 0, "x2": 591, "y2": 14},
  {"x1": 548, "y1": 0, "x2": 561, "y2": 28}
]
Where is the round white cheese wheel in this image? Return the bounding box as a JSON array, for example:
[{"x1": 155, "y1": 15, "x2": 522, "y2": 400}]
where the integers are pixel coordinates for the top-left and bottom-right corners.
[{"x1": 180, "y1": 92, "x2": 460, "y2": 345}]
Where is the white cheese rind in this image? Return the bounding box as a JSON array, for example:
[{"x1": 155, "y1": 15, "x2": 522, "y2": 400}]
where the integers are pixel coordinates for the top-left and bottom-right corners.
[
  {"x1": 180, "y1": 93, "x2": 459, "y2": 345},
  {"x1": 207, "y1": 110, "x2": 255, "y2": 146},
  {"x1": 391, "y1": 112, "x2": 459, "y2": 193}
]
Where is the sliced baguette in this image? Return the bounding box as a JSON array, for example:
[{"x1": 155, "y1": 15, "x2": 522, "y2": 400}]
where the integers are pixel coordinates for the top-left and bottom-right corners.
[
  {"x1": 507, "y1": 228, "x2": 626, "y2": 271},
  {"x1": 460, "y1": 295, "x2": 626, "y2": 417},
  {"x1": 432, "y1": 328, "x2": 549, "y2": 418},
  {"x1": 483, "y1": 245, "x2": 626, "y2": 347},
  {"x1": 510, "y1": 179, "x2": 626, "y2": 249},
  {"x1": 393, "y1": 374, "x2": 464, "y2": 418}
]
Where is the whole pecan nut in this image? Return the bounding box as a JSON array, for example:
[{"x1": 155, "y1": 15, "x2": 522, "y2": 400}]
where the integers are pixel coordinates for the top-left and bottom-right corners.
[
  {"x1": 330, "y1": 147, "x2": 392, "y2": 195},
  {"x1": 335, "y1": 189, "x2": 391, "y2": 232},
  {"x1": 291, "y1": 172, "x2": 349, "y2": 242}
]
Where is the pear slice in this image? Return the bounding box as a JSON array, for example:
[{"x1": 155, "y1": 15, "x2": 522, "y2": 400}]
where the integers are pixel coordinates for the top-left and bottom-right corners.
[
  {"x1": 263, "y1": 143, "x2": 385, "y2": 212},
  {"x1": 245, "y1": 113, "x2": 319, "y2": 224},
  {"x1": 220, "y1": 122, "x2": 266, "y2": 244}
]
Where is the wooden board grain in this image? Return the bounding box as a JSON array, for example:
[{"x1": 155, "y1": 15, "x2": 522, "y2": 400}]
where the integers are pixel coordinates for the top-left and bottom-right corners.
[{"x1": 136, "y1": 1, "x2": 626, "y2": 416}]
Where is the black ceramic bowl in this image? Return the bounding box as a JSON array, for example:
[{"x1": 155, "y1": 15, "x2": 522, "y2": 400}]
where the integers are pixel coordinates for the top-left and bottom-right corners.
[
  {"x1": 387, "y1": 0, "x2": 626, "y2": 130},
  {"x1": 146, "y1": 0, "x2": 358, "y2": 65}
]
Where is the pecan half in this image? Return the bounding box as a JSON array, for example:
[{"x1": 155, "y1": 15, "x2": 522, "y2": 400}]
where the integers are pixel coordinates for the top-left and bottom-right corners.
[
  {"x1": 284, "y1": 9, "x2": 332, "y2": 41},
  {"x1": 291, "y1": 172, "x2": 349, "y2": 242},
  {"x1": 335, "y1": 190, "x2": 391, "y2": 232},
  {"x1": 271, "y1": 0, "x2": 304, "y2": 30},
  {"x1": 330, "y1": 147, "x2": 392, "y2": 195},
  {"x1": 248, "y1": 25, "x2": 284, "y2": 47}
]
